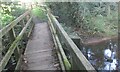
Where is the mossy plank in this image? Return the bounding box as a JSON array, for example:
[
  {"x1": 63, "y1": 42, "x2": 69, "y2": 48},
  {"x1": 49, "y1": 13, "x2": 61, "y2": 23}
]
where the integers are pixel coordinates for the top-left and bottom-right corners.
[
  {"x1": 0, "y1": 17, "x2": 32, "y2": 72},
  {"x1": 47, "y1": 11, "x2": 96, "y2": 71},
  {"x1": 48, "y1": 14, "x2": 71, "y2": 70},
  {"x1": 48, "y1": 15, "x2": 66, "y2": 71}
]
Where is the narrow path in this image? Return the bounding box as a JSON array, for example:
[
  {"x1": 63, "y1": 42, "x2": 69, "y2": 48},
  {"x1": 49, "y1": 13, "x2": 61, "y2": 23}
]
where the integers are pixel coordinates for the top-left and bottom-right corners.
[{"x1": 23, "y1": 21, "x2": 60, "y2": 70}]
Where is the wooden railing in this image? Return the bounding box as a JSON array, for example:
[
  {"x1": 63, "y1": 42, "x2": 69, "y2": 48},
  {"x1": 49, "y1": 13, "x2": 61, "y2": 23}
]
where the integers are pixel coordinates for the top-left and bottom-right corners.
[
  {"x1": 47, "y1": 8, "x2": 96, "y2": 71},
  {"x1": 0, "y1": 6, "x2": 97, "y2": 71},
  {"x1": 0, "y1": 10, "x2": 34, "y2": 71}
]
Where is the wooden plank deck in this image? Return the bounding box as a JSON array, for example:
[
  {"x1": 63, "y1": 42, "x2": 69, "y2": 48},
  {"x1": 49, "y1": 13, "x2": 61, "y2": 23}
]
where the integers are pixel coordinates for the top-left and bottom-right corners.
[{"x1": 23, "y1": 22, "x2": 60, "y2": 70}]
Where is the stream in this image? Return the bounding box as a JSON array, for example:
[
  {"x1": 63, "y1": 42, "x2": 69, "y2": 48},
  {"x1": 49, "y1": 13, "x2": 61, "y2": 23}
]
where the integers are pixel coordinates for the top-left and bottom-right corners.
[
  {"x1": 81, "y1": 39, "x2": 120, "y2": 71},
  {"x1": 64, "y1": 26, "x2": 119, "y2": 71}
]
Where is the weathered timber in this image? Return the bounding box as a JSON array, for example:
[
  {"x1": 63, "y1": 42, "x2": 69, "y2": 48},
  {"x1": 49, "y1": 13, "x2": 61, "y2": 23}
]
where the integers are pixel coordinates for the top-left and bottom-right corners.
[
  {"x1": 0, "y1": 36, "x2": 2, "y2": 70},
  {"x1": 9, "y1": 28, "x2": 20, "y2": 61},
  {"x1": 12, "y1": 28, "x2": 21, "y2": 57},
  {"x1": 27, "y1": 21, "x2": 34, "y2": 38},
  {"x1": 48, "y1": 14, "x2": 71, "y2": 70},
  {"x1": 0, "y1": 17, "x2": 32, "y2": 71},
  {"x1": 22, "y1": 19, "x2": 25, "y2": 27},
  {"x1": 15, "y1": 56, "x2": 21, "y2": 71},
  {"x1": 0, "y1": 10, "x2": 31, "y2": 38},
  {"x1": 48, "y1": 12, "x2": 96, "y2": 71},
  {"x1": 118, "y1": 2, "x2": 120, "y2": 61},
  {"x1": 69, "y1": 35, "x2": 81, "y2": 48},
  {"x1": 12, "y1": 28, "x2": 16, "y2": 37},
  {"x1": 48, "y1": 20, "x2": 66, "y2": 71},
  {"x1": 24, "y1": 22, "x2": 58, "y2": 70}
]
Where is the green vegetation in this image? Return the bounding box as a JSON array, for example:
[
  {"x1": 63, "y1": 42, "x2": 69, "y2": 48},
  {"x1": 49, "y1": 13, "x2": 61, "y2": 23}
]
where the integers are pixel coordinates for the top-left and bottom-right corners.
[
  {"x1": 0, "y1": 2, "x2": 28, "y2": 71},
  {"x1": 32, "y1": 7, "x2": 47, "y2": 21},
  {"x1": 47, "y1": 2, "x2": 118, "y2": 37},
  {"x1": 0, "y1": 1, "x2": 119, "y2": 71},
  {"x1": 0, "y1": 2, "x2": 26, "y2": 27}
]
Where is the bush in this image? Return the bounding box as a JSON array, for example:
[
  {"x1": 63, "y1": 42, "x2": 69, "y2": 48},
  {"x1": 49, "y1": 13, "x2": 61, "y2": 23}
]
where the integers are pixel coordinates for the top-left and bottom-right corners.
[{"x1": 31, "y1": 7, "x2": 47, "y2": 21}]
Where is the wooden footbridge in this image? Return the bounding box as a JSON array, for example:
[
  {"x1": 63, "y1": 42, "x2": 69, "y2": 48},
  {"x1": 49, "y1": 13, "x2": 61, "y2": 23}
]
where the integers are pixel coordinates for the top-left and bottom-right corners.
[{"x1": 0, "y1": 7, "x2": 96, "y2": 72}]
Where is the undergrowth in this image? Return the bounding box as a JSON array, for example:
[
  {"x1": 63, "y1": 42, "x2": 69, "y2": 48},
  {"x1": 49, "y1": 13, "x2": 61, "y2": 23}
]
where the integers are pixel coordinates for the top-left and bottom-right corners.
[{"x1": 31, "y1": 7, "x2": 47, "y2": 21}]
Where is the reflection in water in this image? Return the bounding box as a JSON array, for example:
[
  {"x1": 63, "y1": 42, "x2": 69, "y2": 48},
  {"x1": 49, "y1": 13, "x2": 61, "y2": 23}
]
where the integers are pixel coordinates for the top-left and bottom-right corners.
[{"x1": 81, "y1": 40, "x2": 120, "y2": 71}]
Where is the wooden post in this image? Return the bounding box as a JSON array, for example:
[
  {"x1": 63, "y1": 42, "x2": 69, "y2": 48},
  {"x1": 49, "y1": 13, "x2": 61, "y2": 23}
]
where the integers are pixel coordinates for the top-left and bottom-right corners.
[
  {"x1": 0, "y1": 22, "x2": 2, "y2": 62},
  {"x1": 22, "y1": 19, "x2": 25, "y2": 26},
  {"x1": 15, "y1": 56, "x2": 22, "y2": 71},
  {"x1": 0, "y1": 36, "x2": 2, "y2": 62},
  {"x1": 48, "y1": 15, "x2": 70, "y2": 71},
  {"x1": 70, "y1": 35, "x2": 81, "y2": 48},
  {"x1": 0, "y1": 10, "x2": 31, "y2": 71},
  {"x1": 0, "y1": 17, "x2": 32, "y2": 71},
  {"x1": 47, "y1": 12, "x2": 96, "y2": 71},
  {"x1": 9, "y1": 28, "x2": 20, "y2": 63},
  {"x1": 118, "y1": 1, "x2": 120, "y2": 60},
  {"x1": 0, "y1": 20, "x2": 2, "y2": 58}
]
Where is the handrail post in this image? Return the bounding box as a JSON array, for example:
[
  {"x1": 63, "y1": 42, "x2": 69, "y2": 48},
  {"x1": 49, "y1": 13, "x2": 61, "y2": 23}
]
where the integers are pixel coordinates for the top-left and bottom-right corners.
[
  {"x1": 9, "y1": 28, "x2": 20, "y2": 63},
  {"x1": 0, "y1": 36, "x2": 2, "y2": 62},
  {"x1": 22, "y1": 19, "x2": 25, "y2": 27},
  {"x1": 0, "y1": 18, "x2": 2, "y2": 63},
  {"x1": 0, "y1": 10, "x2": 32, "y2": 71},
  {"x1": 46, "y1": 8, "x2": 96, "y2": 71}
]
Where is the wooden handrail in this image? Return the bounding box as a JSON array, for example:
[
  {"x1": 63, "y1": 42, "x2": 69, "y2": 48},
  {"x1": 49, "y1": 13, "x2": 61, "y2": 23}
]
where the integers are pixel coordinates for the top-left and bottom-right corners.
[
  {"x1": 0, "y1": 9, "x2": 33, "y2": 71},
  {"x1": 47, "y1": 14, "x2": 71, "y2": 70},
  {"x1": 47, "y1": 10, "x2": 96, "y2": 71},
  {"x1": 0, "y1": 10, "x2": 31, "y2": 38},
  {"x1": 0, "y1": 17, "x2": 32, "y2": 71}
]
